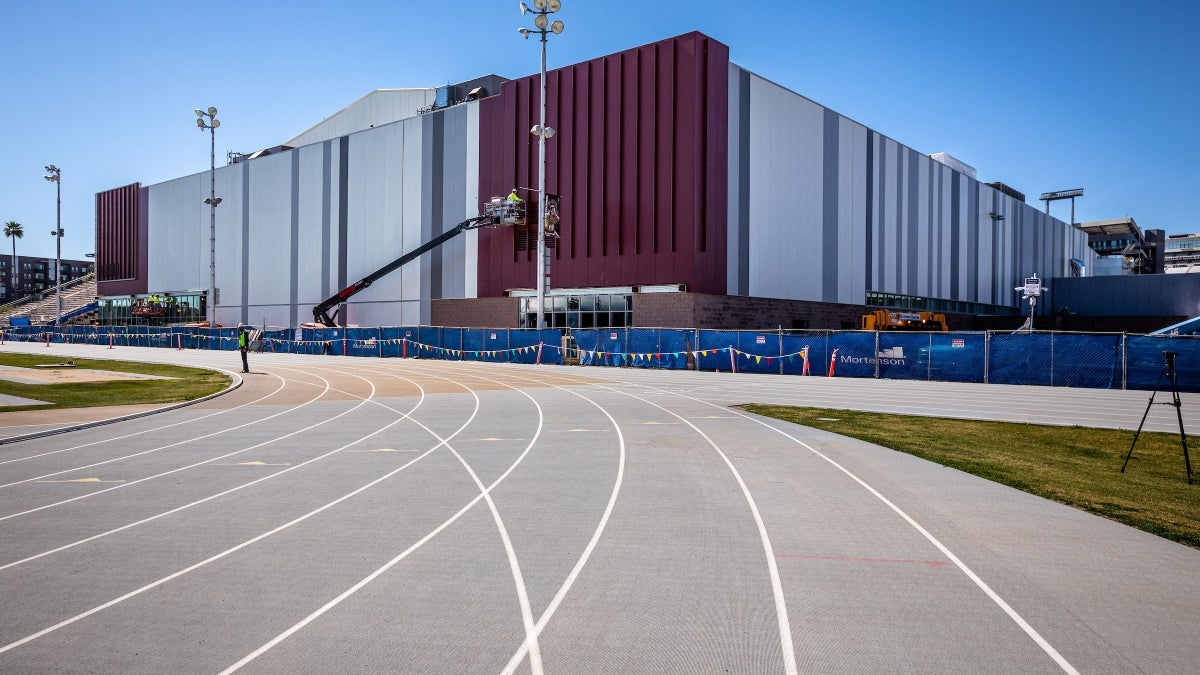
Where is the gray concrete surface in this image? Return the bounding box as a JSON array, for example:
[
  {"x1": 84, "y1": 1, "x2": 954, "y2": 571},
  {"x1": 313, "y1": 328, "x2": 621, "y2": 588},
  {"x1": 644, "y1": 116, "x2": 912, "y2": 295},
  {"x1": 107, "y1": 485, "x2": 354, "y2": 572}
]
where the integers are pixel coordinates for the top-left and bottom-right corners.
[{"x1": 0, "y1": 343, "x2": 1196, "y2": 674}]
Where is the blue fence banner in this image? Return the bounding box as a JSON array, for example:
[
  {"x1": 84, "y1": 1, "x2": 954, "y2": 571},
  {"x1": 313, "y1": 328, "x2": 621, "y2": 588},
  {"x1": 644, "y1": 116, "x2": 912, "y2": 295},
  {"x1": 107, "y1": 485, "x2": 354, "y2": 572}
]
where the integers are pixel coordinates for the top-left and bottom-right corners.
[
  {"x1": 10, "y1": 323, "x2": 1198, "y2": 392},
  {"x1": 1126, "y1": 335, "x2": 1200, "y2": 392}
]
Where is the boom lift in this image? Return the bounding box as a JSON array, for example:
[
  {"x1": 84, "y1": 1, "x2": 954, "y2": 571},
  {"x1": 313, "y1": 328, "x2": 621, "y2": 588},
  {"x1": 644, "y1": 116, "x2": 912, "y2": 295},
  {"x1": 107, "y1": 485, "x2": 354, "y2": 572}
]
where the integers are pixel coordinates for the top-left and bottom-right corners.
[{"x1": 312, "y1": 196, "x2": 526, "y2": 327}]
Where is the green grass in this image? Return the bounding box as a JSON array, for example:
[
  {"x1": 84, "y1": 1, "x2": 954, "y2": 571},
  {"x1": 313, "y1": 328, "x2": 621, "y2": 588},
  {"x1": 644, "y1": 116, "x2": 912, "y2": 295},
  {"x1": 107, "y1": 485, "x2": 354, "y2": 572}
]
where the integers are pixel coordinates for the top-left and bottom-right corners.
[
  {"x1": 741, "y1": 405, "x2": 1200, "y2": 549},
  {"x1": 0, "y1": 353, "x2": 229, "y2": 411}
]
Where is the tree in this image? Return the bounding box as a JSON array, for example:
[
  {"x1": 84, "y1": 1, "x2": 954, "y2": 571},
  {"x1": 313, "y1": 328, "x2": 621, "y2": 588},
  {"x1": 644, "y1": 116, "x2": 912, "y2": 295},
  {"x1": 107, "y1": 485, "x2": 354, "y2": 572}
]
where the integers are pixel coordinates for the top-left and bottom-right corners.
[{"x1": 4, "y1": 221, "x2": 23, "y2": 301}]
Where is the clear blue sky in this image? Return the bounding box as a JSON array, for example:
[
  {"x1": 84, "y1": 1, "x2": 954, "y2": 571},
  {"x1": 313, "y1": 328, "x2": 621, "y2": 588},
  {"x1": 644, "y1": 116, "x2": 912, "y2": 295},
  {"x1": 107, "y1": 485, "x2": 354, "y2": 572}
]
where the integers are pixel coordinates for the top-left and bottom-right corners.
[{"x1": 2, "y1": 0, "x2": 1196, "y2": 263}]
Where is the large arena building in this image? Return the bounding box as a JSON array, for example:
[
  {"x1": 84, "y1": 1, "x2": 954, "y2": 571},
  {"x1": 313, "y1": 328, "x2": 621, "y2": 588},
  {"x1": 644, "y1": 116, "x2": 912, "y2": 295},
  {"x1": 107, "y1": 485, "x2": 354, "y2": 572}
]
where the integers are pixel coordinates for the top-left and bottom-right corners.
[{"x1": 94, "y1": 32, "x2": 1093, "y2": 330}]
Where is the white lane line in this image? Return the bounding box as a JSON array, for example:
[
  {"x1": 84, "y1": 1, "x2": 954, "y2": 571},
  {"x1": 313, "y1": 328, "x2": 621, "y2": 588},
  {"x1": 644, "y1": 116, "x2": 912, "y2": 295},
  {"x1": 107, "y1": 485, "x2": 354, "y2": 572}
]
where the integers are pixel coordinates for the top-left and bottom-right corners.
[
  {"x1": 221, "y1": 370, "x2": 543, "y2": 674},
  {"x1": 0, "y1": 371, "x2": 387, "y2": 571},
  {"x1": 0, "y1": 372, "x2": 346, "y2": 520},
  {"x1": 0, "y1": 374, "x2": 447, "y2": 656},
  {"x1": 0, "y1": 372, "x2": 319, "y2": 490},
  {"x1": 0, "y1": 371, "x2": 290, "y2": 468},
  {"x1": 668, "y1": 391, "x2": 1080, "y2": 675},
  {"x1": 595, "y1": 384, "x2": 798, "y2": 675},
  {"x1": 499, "y1": 380, "x2": 625, "y2": 675}
]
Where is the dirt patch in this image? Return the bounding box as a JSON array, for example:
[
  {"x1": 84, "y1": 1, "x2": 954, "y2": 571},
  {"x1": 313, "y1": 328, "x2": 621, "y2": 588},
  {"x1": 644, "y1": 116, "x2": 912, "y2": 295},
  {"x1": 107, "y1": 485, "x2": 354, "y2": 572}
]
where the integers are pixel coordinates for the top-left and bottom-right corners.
[{"x1": 0, "y1": 365, "x2": 174, "y2": 385}]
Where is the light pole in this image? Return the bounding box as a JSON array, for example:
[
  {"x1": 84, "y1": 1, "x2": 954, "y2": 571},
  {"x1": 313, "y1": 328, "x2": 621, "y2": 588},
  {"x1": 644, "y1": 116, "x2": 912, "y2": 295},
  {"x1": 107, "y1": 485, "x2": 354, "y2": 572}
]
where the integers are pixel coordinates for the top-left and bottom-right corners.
[
  {"x1": 195, "y1": 107, "x2": 222, "y2": 326},
  {"x1": 520, "y1": 0, "x2": 564, "y2": 330},
  {"x1": 44, "y1": 165, "x2": 62, "y2": 326}
]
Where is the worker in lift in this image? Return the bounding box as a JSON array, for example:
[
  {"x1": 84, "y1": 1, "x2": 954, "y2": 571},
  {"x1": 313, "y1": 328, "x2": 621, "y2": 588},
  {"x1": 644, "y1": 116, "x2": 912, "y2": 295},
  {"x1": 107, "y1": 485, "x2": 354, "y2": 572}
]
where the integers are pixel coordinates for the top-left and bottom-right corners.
[{"x1": 507, "y1": 188, "x2": 522, "y2": 203}]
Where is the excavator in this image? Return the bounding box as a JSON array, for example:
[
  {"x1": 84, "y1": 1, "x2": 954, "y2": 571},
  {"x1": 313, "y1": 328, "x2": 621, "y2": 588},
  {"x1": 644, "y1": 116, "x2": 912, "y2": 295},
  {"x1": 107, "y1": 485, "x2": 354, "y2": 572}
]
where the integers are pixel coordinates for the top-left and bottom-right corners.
[
  {"x1": 861, "y1": 309, "x2": 948, "y2": 332},
  {"x1": 311, "y1": 194, "x2": 550, "y2": 327}
]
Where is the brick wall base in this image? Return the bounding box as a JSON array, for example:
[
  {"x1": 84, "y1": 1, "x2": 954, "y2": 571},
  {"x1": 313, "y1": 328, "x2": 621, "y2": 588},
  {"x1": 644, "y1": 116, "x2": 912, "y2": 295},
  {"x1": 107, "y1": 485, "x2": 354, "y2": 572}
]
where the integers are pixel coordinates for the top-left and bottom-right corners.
[{"x1": 432, "y1": 297, "x2": 519, "y2": 328}]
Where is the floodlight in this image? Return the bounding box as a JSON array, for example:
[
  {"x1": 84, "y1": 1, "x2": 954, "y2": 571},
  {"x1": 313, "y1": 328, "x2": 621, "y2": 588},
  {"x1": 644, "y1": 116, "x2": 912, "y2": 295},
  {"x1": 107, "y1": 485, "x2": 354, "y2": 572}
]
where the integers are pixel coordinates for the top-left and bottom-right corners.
[
  {"x1": 534, "y1": 0, "x2": 547, "y2": 8},
  {"x1": 195, "y1": 108, "x2": 205, "y2": 116},
  {"x1": 211, "y1": 119, "x2": 220, "y2": 128},
  {"x1": 207, "y1": 106, "x2": 217, "y2": 116},
  {"x1": 534, "y1": 13, "x2": 548, "y2": 29},
  {"x1": 547, "y1": 0, "x2": 561, "y2": 11},
  {"x1": 197, "y1": 118, "x2": 205, "y2": 128},
  {"x1": 519, "y1": 28, "x2": 530, "y2": 38},
  {"x1": 551, "y1": 20, "x2": 564, "y2": 33},
  {"x1": 520, "y1": 1, "x2": 530, "y2": 14}
]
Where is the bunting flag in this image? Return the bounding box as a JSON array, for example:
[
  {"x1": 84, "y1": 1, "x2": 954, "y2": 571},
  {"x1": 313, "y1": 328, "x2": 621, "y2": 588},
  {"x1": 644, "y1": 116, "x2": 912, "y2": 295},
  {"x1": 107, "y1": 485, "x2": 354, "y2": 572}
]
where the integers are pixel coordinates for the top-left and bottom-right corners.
[{"x1": 801, "y1": 346, "x2": 811, "y2": 376}]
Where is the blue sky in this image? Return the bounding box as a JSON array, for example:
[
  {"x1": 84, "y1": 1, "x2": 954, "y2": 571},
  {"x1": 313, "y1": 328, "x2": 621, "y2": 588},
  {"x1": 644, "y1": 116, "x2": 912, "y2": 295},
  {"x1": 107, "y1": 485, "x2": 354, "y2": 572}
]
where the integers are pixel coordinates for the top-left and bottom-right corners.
[{"x1": 2, "y1": 0, "x2": 1196, "y2": 262}]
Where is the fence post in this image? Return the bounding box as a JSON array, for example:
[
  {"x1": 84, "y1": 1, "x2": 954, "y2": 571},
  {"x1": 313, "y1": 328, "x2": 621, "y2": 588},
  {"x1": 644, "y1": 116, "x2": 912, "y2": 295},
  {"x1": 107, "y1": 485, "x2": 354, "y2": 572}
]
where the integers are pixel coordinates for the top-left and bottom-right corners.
[
  {"x1": 927, "y1": 332, "x2": 933, "y2": 381},
  {"x1": 778, "y1": 326, "x2": 784, "y2": 375},
  {"x1": 729, "y1": 345, "x2": 736, "y2": 373},
  {"x1": 1121, "y1": 332, "x2": 1127, "y2": 390},
  {"x1": 1050, "y1": 331, "x2": 1055, "y2": 387},
  {"x1": 874, "y1": 331, "x2": 881, "y2": 379},
  {"x1": 984, "y1": 331, "x2": 990, "y2": 384}
]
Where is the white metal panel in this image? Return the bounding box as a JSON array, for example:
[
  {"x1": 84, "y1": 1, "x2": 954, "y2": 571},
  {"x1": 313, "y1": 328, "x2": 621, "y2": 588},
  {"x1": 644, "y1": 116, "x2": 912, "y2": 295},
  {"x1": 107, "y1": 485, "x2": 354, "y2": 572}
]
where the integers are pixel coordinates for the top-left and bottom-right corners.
[
  {"x1": 344, "y1": 121, "x2": 412, "y2": 327},
  {"x1": 938, "y1": 167, "x2": 952, "y2": 299},
  {"x1": 212, "y1": 164, "x2": 244, "y2": 326},
  {"x1": 247, "y1": 152, "x2": 293, "y2": 315},
  {"x1": 746, "y1": 74, "x2": 824, "y2": 301},
  {"x1": 837, "y1": 118, "x2": 865, "y2": 304},
  {"x1": 916, "y1": 153, "x2": 930, "y2": 297},
  {"x1": 146, "y1": 174, "x2": 205, "y2": 294},
  {"x1": 288, "y1": 89, "x2": 435, "y2": 147},
  {"x1": 295, "y1": 144, "x2": 327, "y2": 309},
  {"x1": 881, "y1": 138, "x2": 899, "y2": 293},
  {"x1": 463, "y1": 101, "x2": 481, "y2": 299},
  {"x1": 399, "y1": 116, "x2": 427, "y2": 324}
]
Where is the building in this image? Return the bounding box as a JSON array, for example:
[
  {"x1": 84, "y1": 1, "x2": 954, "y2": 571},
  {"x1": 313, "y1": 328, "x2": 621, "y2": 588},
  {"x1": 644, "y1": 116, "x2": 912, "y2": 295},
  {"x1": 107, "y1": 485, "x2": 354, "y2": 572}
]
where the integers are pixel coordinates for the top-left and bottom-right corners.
[
  {"x1": 1077, "y1": 218, "x2": 1164, "y2": 276},
  {"x1": 94, "y1": 32, "x2": 1092, "y2": 330},
  {"x1": 0, "y1": 255, "x2": 92, "y2": 304},
  {"x1": 1164, "y1": 232, "x2": 1200, "y2": 273}
]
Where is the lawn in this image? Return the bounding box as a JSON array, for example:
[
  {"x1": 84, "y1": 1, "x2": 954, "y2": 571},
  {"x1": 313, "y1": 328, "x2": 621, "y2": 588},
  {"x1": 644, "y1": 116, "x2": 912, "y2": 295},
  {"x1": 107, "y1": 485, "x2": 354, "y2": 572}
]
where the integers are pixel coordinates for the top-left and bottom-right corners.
[
  {"x1": 741, "y1": 405, "x2": 1199, "y2": 549},
  {"x1": 0, "y1": 353, "x2": 229, "y2": 411}
]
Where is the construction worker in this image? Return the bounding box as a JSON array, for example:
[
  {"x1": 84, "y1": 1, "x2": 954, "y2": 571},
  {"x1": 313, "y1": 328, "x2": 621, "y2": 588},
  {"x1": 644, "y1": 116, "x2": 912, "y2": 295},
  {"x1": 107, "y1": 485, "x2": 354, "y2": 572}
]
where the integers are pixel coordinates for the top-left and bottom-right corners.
[
  {"x1": 507, "y1": 188, "x2": 522, "y2": 203},
  {"x1": 238, "y1": 324, "x2": 250, "y2": 373}
]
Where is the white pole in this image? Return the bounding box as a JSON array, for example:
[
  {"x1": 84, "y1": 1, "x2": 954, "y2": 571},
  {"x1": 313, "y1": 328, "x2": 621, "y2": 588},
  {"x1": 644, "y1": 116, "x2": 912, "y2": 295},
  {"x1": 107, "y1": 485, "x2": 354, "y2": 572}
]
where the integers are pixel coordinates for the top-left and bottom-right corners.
[
  {"x1": 536, "y1": 32, "x2": 548, "y2": 331},
  {"x1": 209, "y1": 122, "x2": 217, "y2": 327}
]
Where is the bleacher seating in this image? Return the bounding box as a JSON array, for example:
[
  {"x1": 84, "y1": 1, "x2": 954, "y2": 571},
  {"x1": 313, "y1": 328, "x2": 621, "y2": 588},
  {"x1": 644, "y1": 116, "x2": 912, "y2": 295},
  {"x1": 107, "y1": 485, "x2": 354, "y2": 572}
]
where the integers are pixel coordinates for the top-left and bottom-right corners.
[{"x1": 0, "y1": 273, "x2": 97, "y2": 326}]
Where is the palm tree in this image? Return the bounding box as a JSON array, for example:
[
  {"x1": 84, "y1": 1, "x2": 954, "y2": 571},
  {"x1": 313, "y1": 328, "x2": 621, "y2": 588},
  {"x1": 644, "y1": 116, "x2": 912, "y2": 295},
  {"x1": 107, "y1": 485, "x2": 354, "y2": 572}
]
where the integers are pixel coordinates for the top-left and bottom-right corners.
[{"x1": 4, "y1": 221, "x2": 23, "y2": 301}]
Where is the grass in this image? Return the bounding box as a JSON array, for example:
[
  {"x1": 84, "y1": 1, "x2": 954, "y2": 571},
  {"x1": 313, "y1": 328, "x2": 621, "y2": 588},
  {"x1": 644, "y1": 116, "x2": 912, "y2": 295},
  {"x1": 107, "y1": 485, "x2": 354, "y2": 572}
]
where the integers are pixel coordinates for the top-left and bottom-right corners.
[
  {"x1": 740, "y1": 405, "x2": 1200, "y2": 549},
  {"x1": 0, "y1": 353, "x2": 229, "y2": 411}
]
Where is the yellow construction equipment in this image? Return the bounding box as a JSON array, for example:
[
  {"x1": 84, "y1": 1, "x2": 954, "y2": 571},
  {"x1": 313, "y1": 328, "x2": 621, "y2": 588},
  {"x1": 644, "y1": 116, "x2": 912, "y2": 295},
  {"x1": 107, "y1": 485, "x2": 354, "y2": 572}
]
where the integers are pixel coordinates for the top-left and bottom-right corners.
[{"x1": 861, "y1": 310, "x2": 948, "y2": 332}]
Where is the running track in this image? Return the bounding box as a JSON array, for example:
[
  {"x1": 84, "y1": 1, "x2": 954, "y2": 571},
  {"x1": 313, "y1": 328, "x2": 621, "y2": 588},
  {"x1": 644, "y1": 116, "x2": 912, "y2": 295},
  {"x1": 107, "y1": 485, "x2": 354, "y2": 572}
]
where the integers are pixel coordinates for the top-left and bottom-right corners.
[{"x1": 0, "y1": 344, "x2": 1196, "y2": 674}]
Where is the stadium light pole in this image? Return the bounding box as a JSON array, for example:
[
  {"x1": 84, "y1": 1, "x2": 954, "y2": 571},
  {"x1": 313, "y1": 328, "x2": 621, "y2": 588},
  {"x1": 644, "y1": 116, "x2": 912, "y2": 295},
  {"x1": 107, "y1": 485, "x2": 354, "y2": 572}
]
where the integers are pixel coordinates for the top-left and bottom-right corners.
[
  {"x1": 44, "y1": 165, "x2": 63, "y2": 326},
  {"x1": 196, "y1": 107, "x2": 222, "y2": 326},
  {"x1": 520, "y1": 0, "x2": 564, "y2": 330}
]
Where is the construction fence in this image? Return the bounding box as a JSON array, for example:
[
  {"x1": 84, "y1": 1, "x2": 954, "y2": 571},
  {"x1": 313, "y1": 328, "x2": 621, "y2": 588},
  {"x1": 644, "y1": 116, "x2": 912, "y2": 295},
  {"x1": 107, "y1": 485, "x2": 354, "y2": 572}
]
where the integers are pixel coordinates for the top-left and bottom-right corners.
[{"x1": 1, "y1": 325, "x2": 1195, "y2": 393}]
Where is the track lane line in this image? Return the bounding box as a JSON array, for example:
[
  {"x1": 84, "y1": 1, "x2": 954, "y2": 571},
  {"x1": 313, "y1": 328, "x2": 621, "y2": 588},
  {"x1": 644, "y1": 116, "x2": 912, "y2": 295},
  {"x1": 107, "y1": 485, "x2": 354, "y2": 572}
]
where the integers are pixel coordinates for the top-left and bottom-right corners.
[{"x1": 646, "y1": 384, "x2": 1080, "y2": 675}]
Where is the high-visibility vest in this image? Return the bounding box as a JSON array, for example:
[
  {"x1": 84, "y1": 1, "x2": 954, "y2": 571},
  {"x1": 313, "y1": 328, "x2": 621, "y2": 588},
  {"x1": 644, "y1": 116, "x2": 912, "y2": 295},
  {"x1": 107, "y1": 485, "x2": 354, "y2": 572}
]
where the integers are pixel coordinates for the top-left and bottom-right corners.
[{"x1": 239, "y1": 331, "x2": 248, "y2": 349}]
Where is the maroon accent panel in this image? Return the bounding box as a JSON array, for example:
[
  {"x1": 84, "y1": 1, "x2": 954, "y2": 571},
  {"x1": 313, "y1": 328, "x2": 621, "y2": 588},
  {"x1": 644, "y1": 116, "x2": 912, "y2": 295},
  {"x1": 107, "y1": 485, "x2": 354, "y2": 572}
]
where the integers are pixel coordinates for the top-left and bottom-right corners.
[
  {"x1": 477, "y1": 32, "x2": 730, "y2": 297},
  {"x1": 95, "y1": 183, "x2": 148, "y2": 297}
]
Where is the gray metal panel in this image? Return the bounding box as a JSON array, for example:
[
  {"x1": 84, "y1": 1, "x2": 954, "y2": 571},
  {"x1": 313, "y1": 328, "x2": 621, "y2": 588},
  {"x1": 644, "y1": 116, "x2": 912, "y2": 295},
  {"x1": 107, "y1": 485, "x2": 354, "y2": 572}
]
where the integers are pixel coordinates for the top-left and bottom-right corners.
[
  {"x1": 745, "y1": 73, "x2": 824, "y2": 301},
  {"x1": 821, "y1": 108, "x2": 839, "y2": 302},
  {"x1": 287, "y1": 89, "x2": 436, "y2": 147},
  {"x1": 146, "y1": 174, "x2": 205, "y2": 294},
  {"x1": 240, "y1": 154, "x2": 297, "y2": 327},
  {"x1": 294, "y1": 143, "x2": 330, "y2": 316}
]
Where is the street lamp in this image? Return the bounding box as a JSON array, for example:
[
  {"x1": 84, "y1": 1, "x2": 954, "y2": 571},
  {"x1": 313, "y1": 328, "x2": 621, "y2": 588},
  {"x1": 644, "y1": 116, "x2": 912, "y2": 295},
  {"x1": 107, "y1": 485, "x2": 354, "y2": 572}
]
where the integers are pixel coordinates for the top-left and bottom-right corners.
[
  {"x1": 196, "y1": 106, "x2": 222, "y2": 326},
  {"x1": 43, "y1": 165, "x2": 62, "y2": 326},
  {"x1": 520, "y1": 0, "x2": 564, "y2": 330}
]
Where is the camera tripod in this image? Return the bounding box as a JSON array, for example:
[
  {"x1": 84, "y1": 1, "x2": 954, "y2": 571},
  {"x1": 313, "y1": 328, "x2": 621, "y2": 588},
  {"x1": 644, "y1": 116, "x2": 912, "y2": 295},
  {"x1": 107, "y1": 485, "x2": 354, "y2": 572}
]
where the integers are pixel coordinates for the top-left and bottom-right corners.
[{"x1": 1121, "y1": 351, "x2": 1192, "y2": 484}]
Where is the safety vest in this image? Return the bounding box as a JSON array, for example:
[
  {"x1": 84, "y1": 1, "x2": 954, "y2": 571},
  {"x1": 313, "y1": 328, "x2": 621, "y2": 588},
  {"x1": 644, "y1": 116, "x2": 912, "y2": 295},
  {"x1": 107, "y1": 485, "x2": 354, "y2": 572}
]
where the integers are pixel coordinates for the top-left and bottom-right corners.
[{"x1": 239, "y1": 331, "x2": 248, "y2": 349}]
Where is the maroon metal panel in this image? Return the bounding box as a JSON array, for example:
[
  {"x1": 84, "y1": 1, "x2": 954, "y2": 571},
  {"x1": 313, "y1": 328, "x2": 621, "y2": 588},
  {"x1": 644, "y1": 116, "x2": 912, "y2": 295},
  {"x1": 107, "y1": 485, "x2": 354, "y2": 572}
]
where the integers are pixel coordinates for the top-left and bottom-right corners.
[
  {"x1": 95, "y1": 183, "x2": 148, "y2": 297},
  {"x1": 477, "y1": 32, "x2": 729, "y2": 297}
]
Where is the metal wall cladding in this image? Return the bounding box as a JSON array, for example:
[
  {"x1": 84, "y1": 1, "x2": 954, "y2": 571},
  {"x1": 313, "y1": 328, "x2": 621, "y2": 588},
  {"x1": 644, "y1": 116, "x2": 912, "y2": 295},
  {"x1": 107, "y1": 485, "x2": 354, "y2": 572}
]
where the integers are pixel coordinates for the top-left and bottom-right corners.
[
  {"x1": 476, "y1": 32, "x2": 730, "y2": 297},
  {"x1": 732, "y1": 67, "x2": 1093, "y2": 309},
  {"x1": 95, "y1": 183, "x2": 146, "y2": 295},
  {"x1": 287, "y1": 89, "x2": 436, "y2": 147}
]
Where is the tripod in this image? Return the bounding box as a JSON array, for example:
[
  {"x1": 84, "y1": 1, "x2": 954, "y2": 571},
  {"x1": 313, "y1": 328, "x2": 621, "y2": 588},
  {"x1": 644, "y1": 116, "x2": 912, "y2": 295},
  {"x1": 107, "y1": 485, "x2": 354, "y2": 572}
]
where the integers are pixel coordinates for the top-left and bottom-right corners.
[{"x1": 1121, "y1": 351, "x2": 1192, "y2": 484}]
